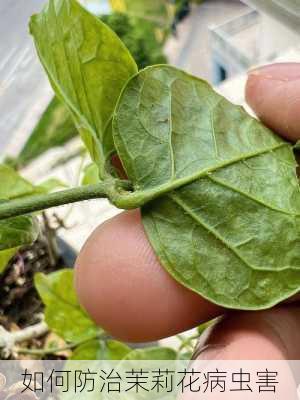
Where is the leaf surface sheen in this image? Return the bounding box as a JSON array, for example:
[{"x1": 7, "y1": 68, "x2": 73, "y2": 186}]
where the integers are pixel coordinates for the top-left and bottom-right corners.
[{"x1": 114, "y1": 65, "x2": 300, "y2": 309}]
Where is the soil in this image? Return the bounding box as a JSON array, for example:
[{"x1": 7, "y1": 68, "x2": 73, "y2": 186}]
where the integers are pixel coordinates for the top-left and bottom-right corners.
[
  {"x1": 0, "y1": 238, "x2": 63, "y2": 330},
  {"x1": 0, "y1": 215, "x2": 76, "y2": 360}
]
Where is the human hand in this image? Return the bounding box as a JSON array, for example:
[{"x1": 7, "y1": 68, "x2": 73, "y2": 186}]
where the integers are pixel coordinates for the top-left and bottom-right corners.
[{"x1": 75, "y1": 63, "x2": 300, "y2": 361}]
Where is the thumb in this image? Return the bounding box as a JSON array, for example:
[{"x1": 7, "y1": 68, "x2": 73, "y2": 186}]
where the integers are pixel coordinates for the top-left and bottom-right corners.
[{"x1": 246, "y1": 63, "x2": 300, "y2": 142}]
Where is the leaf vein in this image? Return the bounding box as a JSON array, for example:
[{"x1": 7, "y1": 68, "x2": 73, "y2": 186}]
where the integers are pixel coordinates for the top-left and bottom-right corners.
[
  {"x1": 207, "y1": 174, "x2": 300, "y2": 217},
  {"x1": 169, "y1": 192, "x2": 299, "y2": 272}
]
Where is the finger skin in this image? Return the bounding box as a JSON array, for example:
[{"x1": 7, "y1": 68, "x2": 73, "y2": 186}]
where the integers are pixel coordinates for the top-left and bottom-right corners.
[
  {"x1": 246, "y1": 63, "x2": 300, "y2": 141},
  {"x1": 75, "y1": 210, "x2": 222, "y2": 342},
  {"x1": 181, "y1": 307, "x2": 300, "y2": 399},
  {"x1": 194, "y1": 306, "x2": 300, "y2": 360}
]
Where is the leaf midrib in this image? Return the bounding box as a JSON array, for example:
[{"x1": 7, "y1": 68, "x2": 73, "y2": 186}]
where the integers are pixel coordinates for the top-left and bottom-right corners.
[{"x1": 123, "y1": 141, "x2": 289, "y2": 207}]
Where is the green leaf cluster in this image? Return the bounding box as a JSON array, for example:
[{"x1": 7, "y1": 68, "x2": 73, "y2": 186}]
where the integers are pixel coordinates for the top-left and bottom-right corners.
[{"x1": 10, "y1": 0, "x2": 300, "y2": 311}]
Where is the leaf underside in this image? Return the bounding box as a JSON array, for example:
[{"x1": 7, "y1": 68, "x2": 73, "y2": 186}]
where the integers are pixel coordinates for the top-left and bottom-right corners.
[{"x1": 114, "y1": 65, "x2": 300, "y2": 309}]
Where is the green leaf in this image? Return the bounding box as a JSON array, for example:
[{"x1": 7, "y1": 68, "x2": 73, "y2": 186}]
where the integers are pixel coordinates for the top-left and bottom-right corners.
[
  {"x1": 35, "y1": 270, "x2": 100, "y2": 342},
  {"x1": 35, "y1": 178, "x2": 68, "y2": 193},
  {"x1": 123, "y1": 346, "x2": 177, "y2": 361},
  {"x1": 0, "y1": 165, "x2": 39, "y2": 258},
  {"x1": 17, "y1": 96, "x2": 77, "y2": 167},
  {"x1": 113, "y1": 65, "x2": 300, "y2": 310},
  {"x1": 0, "y1": 247, "x2": 19, "y2": 274},
  {"x1": 0, "y1": 164, "x2": 35, "y2": 200},
  {"x1": 30, "y1": 0, "x2": 138, "y2": 176},
  {"x1": 71, "y1": 339, "x2": 131, "y2": 360},
  {"x1": 0, "y1": 216, "x2": 39, "y2": 251},
  {"x1": 81, "y1": 163, "x2": 100, "y2": 186}
]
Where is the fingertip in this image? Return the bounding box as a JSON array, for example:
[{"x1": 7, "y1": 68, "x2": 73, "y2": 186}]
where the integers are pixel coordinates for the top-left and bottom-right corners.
[
  {"x1": 246, "y1": 63, "x2": 300, "y2": 141},
  {"x1": 75, "y1": 210, "x2": 221, "y2": 342}
]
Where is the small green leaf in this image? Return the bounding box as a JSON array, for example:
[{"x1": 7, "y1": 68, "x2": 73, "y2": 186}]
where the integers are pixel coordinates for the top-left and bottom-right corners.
[
  {"x1": 30, "y1": 0, "x2": 138, "y2": 176},
  {"x1": 71, "y1": 339, "x2": 131, "y2": 360},
  {"x1": 0, "y1": 247, "x2": 19, "y2": 274},
  {"x1": 0, "y1": 164, "x2": 35, "y2": 200},
  {"x1": 17, "y1": 96, "x2": 77, "y2": 167},
  {"x1": 35, "y1": 270, "x2": 100, "y2": 342},
  {"x1": 81, "y1": 163, "x2": 100, "y2": 186},
  {"x1": 35, "y1": 178, "x2": 68, "y2": 193},
  {"x1": 0, "y1": 216, "x2": 39, "y2": 251},
  {"x1": 114, "y1": 65, "x2": 300, "y2": 310},
  {"x1": 0, "y1": 165, "x2": 39, "y2": 256},
  {"x1": 123, "y1": 346, "x2": 177, "y2": 361}
]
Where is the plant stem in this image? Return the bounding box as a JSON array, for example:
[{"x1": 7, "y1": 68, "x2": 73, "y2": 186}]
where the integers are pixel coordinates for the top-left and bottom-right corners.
[
  {"x1": 0, "y1": 321, "x2": 49, "y2": 357},
  {"x1": 0, "y1": 182, "x2": 117, "y2": 221},
  {"x1": 17, "y1": 333, "x2": 105, "y2": 356}
]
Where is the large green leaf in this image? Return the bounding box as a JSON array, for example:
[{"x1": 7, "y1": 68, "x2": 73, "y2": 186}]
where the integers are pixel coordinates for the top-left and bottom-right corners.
[
  {"x1": 113, "y1": 65, "x2": 300, "y2": 310},
  {"x1": 17, "y1": 97, "x2": 76, "y2": 168},
  {"x1": 35, "y1": 270, "x2": 101, "y2": 342},
  {"x1": 30, "y1": 0, "x2": 138, "y2": 175}
]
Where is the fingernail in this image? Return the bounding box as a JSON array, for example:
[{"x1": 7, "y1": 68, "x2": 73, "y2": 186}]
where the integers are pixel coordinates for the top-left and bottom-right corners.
[
  {"x1": 248, "y1": 63, "x2": 300, "y2": 82},
  {"x1": 192, "y1": 343, "x2": 225, "y2": 360}
]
